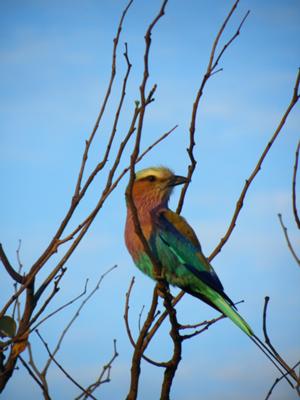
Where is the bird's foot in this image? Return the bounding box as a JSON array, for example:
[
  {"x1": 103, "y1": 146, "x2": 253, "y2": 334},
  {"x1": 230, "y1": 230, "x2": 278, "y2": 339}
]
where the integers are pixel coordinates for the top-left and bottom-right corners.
[{"x1": 156, "y1": 281, "x2": 173, "y2": 301}]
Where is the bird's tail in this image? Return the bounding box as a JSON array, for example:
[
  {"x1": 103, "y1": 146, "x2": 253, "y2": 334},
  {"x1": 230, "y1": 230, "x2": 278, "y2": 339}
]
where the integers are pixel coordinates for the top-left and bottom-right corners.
[{"x1": 213, "y1": 294, "x2": 253, "y2": 336}]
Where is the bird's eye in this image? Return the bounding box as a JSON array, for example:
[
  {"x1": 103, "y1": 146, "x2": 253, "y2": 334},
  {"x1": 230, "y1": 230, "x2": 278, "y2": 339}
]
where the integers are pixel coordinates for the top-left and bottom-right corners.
[{"x1": 147, "y1": 175, "x2": 156, "y2": 182}]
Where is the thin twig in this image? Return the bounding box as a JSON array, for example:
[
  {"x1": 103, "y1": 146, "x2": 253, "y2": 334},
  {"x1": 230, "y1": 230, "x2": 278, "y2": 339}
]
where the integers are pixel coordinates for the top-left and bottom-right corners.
[
  {"x1": 75, "y1": 339, "x2": 119, "y2": 400},
  {"x1": 0, "y1": 119, "x2": 175, "y2": 321},
  {"x1": 124, "y1": 277, "x2": 137, "y2": 348},
  {"x1": 125, "y1": 3, "x2": 170, "y2": 399},
  {"x1": 126, "y1": 287, "x2": 160, "y2": 400},
  {"x1": 74, "y1": 0, "x2": 134, "y2": 198},
  {"x1": 77, "y1": 41, "x2": 133, "y2": 203},
  {"x1": 32, "y1": 119, "x2": 173, "y2": 306},
  {"x1": 176, "y1": 1, "x2": 249, "y2": 214},
  {"x1": 0, "y1": 243, "x2": 25, "y2": 284},
  {"x1": 36, "y1": 330, "x2": 97, "y2": 400},
  {"x1": 30, "y1": 278, "x2": 89, "y2": 332},
  {"x1": 19, "y1": 355, "x2": 50, "y2": 398},
  {"x1": 29, "y1": 267, "x2": 68, "y2": 328},
  {"x1": 27, "y1": 340, "x2": 50, "y2": 397},
  {"x1": 262, "y1": 296, "x2": 298, "y2": 381},
  {"x1": 143, "y1": 301, "x2": 242, "y2": 368},
  {"x1": 265, "y1": 361, "x2": 300, "y2": 400},
  {"x1": 292, "y1": 140, "x2": 300, "y2": 229},
  {"x1": 12, "y1": 240, "x2": 24, "y2": 322},
  {"x1": 59, "y1": 125, "x2": 177, "y2": 248},
  {"x1": 207, "y1": 0, "x2": 240, "y2": 72},
  {"x1": 211, "y1": 10, "x2": 250, "y2": 72},
  {"x1": 0, "y1": 0, "x2": 134, "y2": 322},
  {"x1": 278, "y1": 214, "x2": 300, "y2": 266},
  {"x1": 42, "y1": 266, "x2": 117, "y2": 377},
  {"x1": 141, "y1": 291, "x2": 185, "y2": 353},
  {"x1": 179, "y1": 300, "x2": 244, "y2": 331},
  {"x1": 209, "y1": 68, "x2": 300, "y2": 261},
  {"x1": 138, "y1": 305, "x2": 145, "y2": 333},
  {"x1": 181, "y1": 315, "x2": 225, "y2": 341}
]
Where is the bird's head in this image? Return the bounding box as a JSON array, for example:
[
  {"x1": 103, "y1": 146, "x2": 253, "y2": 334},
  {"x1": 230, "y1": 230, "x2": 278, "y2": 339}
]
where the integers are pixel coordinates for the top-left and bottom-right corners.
[{"x1": 126, "y1": 166, "x2": 188, "y2": 209}]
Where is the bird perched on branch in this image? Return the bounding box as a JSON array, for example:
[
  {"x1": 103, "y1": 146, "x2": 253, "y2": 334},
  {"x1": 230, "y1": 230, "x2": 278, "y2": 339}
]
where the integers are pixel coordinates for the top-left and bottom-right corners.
[
  {"x1": 125, "y1": 166, "x2": 252, "y2": 334},
  {"x1": 124, "y1": 166, "x2": 296, "y2": 382}
]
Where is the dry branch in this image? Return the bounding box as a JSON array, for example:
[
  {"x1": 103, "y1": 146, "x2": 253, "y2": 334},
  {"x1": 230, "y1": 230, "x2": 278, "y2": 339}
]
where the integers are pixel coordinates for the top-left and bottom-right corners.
[
  {"x1": 19, "y1": 355, "x2": 50, "y2": 399},
  {"x1": 36, "y1": 330, "x2": 98, "y2": 400},
  {"x1": 278, "y1": 214, "x2": 300, "y2": 266},
  {"x1": 176, "y1": 0, "x2": 250, "y2": 214},
  {"x1": 125, "y1": 3, "x2": 172, "y2": 398},
  {"x1": 0, "y1": 0, "x2": 134, "y2": 327},
  {"x1": 209, "y1": 68, "x2": 300, "y2": 261},
  {"x1": 0, "y1": 244, "x2": 25, "y2": 284},
  {"x1": 262, "y1": 296, "x2": 299, "y2": 382},
  {"x1": 292, "y1": 140, "x2": 300, "y2": 229},
  {"x1": 265, "y1": 360, "x2": 300, "y2": 400},
  {"x1": 75, "y1": 339, "x2": 119, "y2": 400}
]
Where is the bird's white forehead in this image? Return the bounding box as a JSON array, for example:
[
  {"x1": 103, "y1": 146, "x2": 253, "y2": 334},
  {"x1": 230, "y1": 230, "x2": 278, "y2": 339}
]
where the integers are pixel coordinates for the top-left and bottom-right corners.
[{"x1": 135, "y1": 167, "x2": 173, "y2": 181}]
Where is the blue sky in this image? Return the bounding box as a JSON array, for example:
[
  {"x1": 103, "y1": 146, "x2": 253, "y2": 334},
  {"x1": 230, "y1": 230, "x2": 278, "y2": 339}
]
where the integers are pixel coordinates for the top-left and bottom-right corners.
[{"x1": 0, "y1": 1, "x2": 299, "y2": 399}]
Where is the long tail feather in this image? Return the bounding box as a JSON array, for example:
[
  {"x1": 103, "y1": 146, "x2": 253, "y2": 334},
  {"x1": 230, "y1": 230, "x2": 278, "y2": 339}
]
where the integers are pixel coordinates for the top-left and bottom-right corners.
[
  {"x1": 251, "y1": 334, "x2": 297, "y2": 384},
  {"x1": 249, "y1": 336, "x2": 294, "y2": 387},
  {"x1": 206, "y1": 293, "x2": 296, "y2": 385}
]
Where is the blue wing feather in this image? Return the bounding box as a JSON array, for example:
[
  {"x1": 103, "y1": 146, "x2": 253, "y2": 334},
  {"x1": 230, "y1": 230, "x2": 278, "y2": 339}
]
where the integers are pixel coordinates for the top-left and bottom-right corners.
[{"x1": 154, "y1": 209, "x2": 236, "y2": 309}]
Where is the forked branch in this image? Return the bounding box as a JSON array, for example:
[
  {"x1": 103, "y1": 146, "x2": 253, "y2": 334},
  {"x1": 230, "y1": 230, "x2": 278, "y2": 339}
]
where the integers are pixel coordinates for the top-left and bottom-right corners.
[{"x1": 209, "y1": 68, "x2": 300, "y2": 261}]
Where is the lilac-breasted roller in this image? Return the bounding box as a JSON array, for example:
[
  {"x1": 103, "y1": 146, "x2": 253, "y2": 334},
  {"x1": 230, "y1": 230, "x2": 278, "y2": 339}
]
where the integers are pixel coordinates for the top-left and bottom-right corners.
[
  {"x1": 125, "y1": 166, "x2": 252, "y2": 335},
  {"x1": 124, "y1": 166, "x2": 295, "y2": 380}
]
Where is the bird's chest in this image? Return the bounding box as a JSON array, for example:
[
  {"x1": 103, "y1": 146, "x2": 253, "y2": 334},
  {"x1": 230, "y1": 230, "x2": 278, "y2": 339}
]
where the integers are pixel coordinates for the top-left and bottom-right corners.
[{"x1": 125, "y1": 212, "x2": 153, "y2": 257}]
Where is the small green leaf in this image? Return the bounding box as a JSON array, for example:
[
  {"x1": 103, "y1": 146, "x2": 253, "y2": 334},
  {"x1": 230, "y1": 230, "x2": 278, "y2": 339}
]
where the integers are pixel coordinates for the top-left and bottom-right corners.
[
  {"x1": 134, "y1": 100, "x2": 140, "y2": 107},
  {"x1": 0, "y1": 316, "x2": 17, "y2": 338}
]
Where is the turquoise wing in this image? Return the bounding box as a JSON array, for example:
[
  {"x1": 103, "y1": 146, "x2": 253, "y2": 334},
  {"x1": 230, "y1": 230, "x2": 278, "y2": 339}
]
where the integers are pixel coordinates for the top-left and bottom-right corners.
[
  {"x1": 150, "y1": 209, "x2": 253, "y2": 336},
  {"x1": 153, "y1": 209, "x2": 229, "y2": 302}
]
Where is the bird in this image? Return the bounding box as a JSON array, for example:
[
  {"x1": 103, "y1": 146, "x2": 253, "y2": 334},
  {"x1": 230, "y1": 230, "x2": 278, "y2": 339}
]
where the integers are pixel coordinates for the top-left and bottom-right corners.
[{"x1": 124, "y1": 166, "x2": 295, "y2": 382}]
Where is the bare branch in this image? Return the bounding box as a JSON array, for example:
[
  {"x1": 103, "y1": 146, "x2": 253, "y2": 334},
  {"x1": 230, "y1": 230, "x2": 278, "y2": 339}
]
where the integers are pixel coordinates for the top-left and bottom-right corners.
[
  {"x1": 75, "y1": 339, "x2": 119, "y2": 400},
  {"x1": 292, "y1": 140, "x2": 300, "y2": 229},
  {"x1": 141, "y1": 291, "x2": 185, "y2": 353},
  {"x1": 30, "y1": 278, "x2": 88, "y2": 332},
  {"x1": 42, "y1": 266, "x2": 117, "y2": 376},
  {"x1": 0, "y1": 0, "x2": 134, "y2": 322},
  {"x1": 138, "y1": 305, "x2": 146, "y2": 333},
  {"x1": 59, "y1": 125, "x2": 177, "y2": 248},
  {"x1": 262, "y1": 297, "x2": 298, "y2": 382},
  {"x1": 124, "y1": 3, "x2": 178, "y2": 399},
  {"x1": 207, "y1": 0, "x2": 241, "y2": 72},
  {"x1": 211, "y1": 10, "x2": 250, "y2": 73},
  {"x1": 177, "y1": 1, "x2": 249, "y2": 214},
  {"x1": 159, "y1": 287, "x2": 182, "y2": 400},
  {"x1": 77, "y1": 41, "x2": 133, "y2": 202},
  {"x1": 209, "y1": 68, "x2": 300, "y2": 261},
  {"x1": 137, "y1": 69, "x2": 300, "y2": 348},
  {"x1": 74, "y1": 0, "x2": 134, "y2": 198},
  {"x1": 181, "y1": 314, "x2": 225, "y2": 340},
  {"x1": 278, "y1": 213, "x2": 300, "y2": 266},
  {"x1": 29, "y1": 267, "x2": 68, "y2": 328},
  {"x1": 124, "y1": 277, "x2": 137, "y2": 348},
  {"x1": 0, "y1": 243, "x2": 25, "y2": 284},
  {"x1": 36, "y1": 330, "x2": 97, "y2": 400},
  {"x1": 19, "y1": 355, "x2": 51, "y2": 399},
  {"x1": 12, "y1": 240, "x2": 24, "y2": 322},
  {"x1": 265, "y1": 360, "x2": 300, "y2": 400},
  {"x1": 126, "y1": 287, "x2": 160, "y2": 400},
  {"x1": 27, "y1": 341, "x2": 50, "y2": 398}
]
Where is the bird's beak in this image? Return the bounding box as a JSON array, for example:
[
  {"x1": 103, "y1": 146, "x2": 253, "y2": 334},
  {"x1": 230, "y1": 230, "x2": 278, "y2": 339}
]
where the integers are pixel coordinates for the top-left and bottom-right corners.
[{"x1": 168, "y1": 175, "x2": 189, "y2": 187}]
